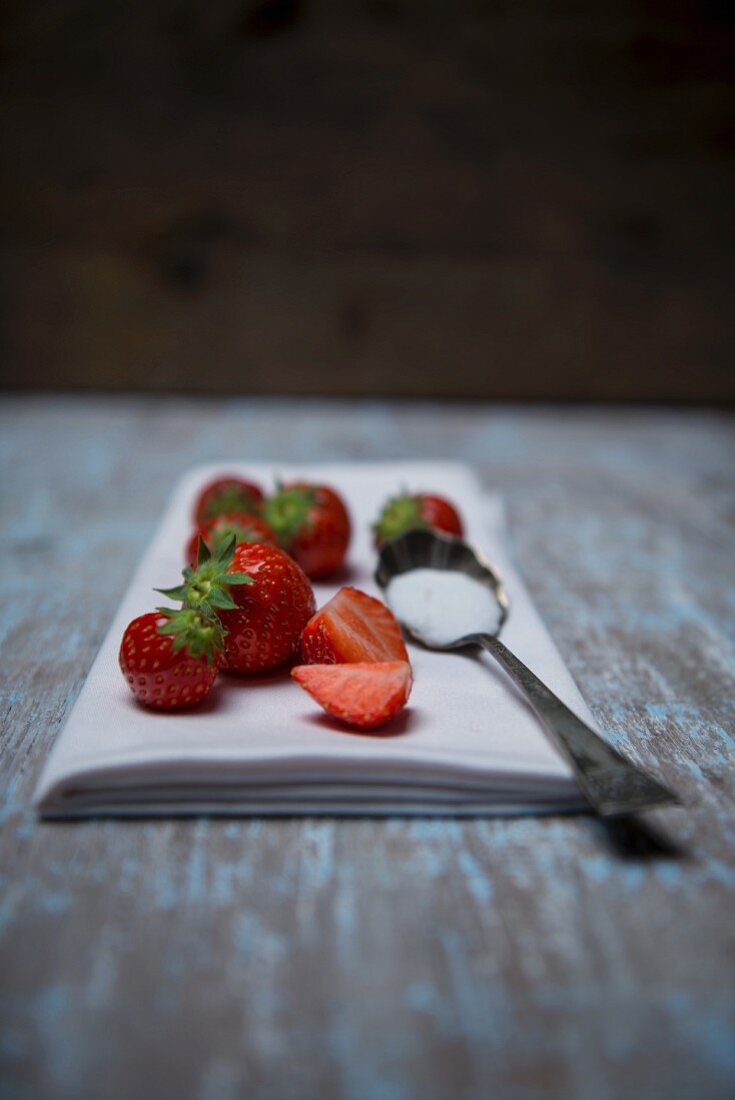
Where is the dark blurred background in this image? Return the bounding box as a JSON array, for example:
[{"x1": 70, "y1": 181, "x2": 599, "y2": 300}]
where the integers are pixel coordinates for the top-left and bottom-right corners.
[{"x1": 1, "y1": 0, "x2": 733, "y2": 401}]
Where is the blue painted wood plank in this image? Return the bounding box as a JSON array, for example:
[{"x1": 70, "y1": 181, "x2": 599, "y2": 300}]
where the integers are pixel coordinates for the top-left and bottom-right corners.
[{"x1": 0, "y1": 396, "x2": 734, "y2": 1100}]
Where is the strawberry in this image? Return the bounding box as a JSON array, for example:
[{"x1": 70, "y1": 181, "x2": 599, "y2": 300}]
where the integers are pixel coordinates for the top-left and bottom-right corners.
[
  {"x1": 185, "y1": 511, "x2": 276, "y2": 567},
  {"x1": 291, "y1": 661, "x2": 412, "y2": 729},
  {"x1": 119, "y1": 609, "x2": 222, "y2": 709},
  {"x1": 159, "y1": 535, "x2": 314, "y2": 674},
  {"x1": 264, "y1": 481, "x2": 351, "y2": 580},
  {"x1": 300, "y1": 586, "x2": 408, "y2": 664},
  {"x1": 216, "y1": 543, "x2": 316, "y2": 673},
  {"x1": 193, "y1": 476, "x2": 264, "y2": 525},
  {"x1": 372, "y1": 491, "x2": 464, "y2": 547}
]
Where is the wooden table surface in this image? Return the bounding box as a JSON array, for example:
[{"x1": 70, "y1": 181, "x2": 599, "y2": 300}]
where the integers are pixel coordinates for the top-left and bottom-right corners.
[{"x1": 1, "y1": 396, "x2": 734, "y2": 1100}]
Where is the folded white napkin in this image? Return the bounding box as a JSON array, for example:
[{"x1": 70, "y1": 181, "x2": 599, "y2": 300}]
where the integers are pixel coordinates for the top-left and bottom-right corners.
[{"x1": 34, "y1": 462, "x2": 589, "y2": 817}]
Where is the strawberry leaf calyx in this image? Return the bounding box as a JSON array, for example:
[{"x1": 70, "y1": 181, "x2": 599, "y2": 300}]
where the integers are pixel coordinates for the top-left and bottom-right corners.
[
  {"x1": 373, "y1": 492, "x2": 425, "y2": 544},
  {"x1": 264, "y1": 484, "x2": 316, "y2": 546},
  {"x1": 155, "y1": 534, "x2": 252, "y2": 615},
  {"x1": 201, "y1": 482, "x2": 261, "y2": 522},
  {"x1": 155, "y1": 607, "x2": 224, "y2": 666},
  {"x1": 207, "y1": 518, "x2": 268, "y2": 558},
  {"x1": 197, "y1": 536, "x2": 212, "y2": 566}
]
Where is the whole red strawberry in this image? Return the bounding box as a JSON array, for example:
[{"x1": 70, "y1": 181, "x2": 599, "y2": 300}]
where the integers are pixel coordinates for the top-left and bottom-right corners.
[
  {"x1": 185, "y1": 512, "x2": 276, "y2": 567},
  {"x1": 193, "y1": 476, "x2": 264, "y2": 526},
  {"x1": 264, "y1": 482, "x2": 351, "y2": 580},
  {"x1": 215, "y1": 542, "x2": 316, "y2": 673},
  {"x1": 372, "y1": 491, "x2": 464, "y2": 547},
  {"x1": 119, "y1": 609, "x2": 222, "y2": 709}
]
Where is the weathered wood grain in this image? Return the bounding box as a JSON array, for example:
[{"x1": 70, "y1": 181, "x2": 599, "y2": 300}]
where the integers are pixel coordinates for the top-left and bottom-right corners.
[
  {"x1": 1, "y1": 397, "x2": 734, "y2": 1099},
  {"x1": 1, "y1": 1, "x2": 734, "y2": 400}
]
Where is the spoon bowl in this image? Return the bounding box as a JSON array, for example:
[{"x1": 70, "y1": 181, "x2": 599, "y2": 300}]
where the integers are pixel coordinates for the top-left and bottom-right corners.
[{"x1": 375, "y1": 527, "x2": 510, "y2": 647}]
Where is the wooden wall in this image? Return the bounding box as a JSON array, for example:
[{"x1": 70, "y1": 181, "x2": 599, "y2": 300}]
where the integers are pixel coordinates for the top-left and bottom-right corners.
[{"x1": 1, "y1": 0, "x2": 734, "y2": 401}]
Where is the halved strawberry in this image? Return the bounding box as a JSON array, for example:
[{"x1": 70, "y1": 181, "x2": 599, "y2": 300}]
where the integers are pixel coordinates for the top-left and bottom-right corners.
[
  {"x1": 300, "y1": 586, "x2": 408, "y2": 665},
  {"x1": 291, "y1": 661, "x2": 412, "y2": 729}
]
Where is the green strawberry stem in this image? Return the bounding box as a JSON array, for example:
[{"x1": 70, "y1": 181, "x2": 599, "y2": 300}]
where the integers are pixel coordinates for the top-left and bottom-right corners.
[
  {"x1": 208, "y1": 520, "x2": 266, "y2": 556},
  {"x1": 156, "y1": 534, "x2": 252, "y2": 615},
  {"x1": 201, "y1": 484, "x2": 260, "y2": 522},
  {"x1": 263, "y1": 484, "x2": 315, "y2": 547},
  {"x1": 373, "y1": 492, "x2": 425, "y2": 543},
  {"x1": 155, "y1": 607, "x2": 224, "y2": 667}
]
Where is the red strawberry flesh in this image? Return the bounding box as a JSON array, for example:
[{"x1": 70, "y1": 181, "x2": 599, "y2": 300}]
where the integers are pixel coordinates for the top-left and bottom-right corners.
[
  {"x1": 291, "y1": 660, "x2": 412, "y2": 729},
  {"x1": 300, "y1": 586, "x2": 408, "y2": 665}
]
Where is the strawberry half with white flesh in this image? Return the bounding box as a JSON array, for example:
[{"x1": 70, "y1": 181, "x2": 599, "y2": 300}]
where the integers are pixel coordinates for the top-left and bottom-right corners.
[
  {"x1": 300, "y1": 586, "x2": 408, "y2": 665},
  {"x1": 291, "y1": 661, "x2": 412, "y2": 729}
]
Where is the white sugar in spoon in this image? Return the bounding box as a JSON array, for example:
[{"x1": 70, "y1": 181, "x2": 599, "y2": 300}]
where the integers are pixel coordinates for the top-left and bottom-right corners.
[{"x1": 385, "y1": 567, "x2": 505, "y2": 648}]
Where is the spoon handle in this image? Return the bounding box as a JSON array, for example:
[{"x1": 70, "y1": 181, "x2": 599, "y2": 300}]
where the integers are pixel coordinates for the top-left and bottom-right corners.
[{"x1": 475, "y1": 634, "x2": 677, "y2": 816}]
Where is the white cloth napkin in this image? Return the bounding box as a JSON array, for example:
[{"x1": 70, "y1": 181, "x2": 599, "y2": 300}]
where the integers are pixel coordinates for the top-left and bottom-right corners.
[{"x1": 34, "y1": 462, "x2": 590, "y2": 817}]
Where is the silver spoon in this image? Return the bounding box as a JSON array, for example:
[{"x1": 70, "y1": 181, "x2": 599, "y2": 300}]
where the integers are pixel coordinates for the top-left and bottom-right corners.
[{"x1": 375, "y1": 528, "x2": 677, "y2": 817}]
